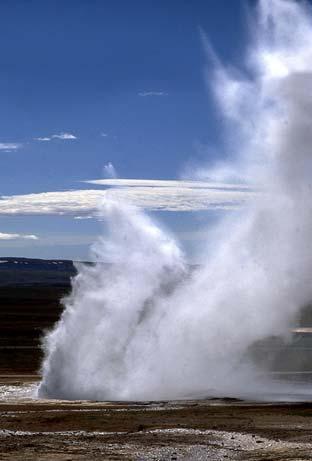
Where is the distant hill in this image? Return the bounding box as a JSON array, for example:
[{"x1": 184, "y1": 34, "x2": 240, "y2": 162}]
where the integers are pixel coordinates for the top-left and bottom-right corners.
[
  {"x1": 0, "y1": 257, "x2": 77, "y2": 287},
  {"x1": 0, "y1": 258, "x2": 199, "y2": 288}
]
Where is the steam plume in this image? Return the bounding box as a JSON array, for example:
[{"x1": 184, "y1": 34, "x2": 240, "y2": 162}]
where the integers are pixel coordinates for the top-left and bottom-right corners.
[{"x1": 39, "y1": 0, "x2": 312, "y2": 400}]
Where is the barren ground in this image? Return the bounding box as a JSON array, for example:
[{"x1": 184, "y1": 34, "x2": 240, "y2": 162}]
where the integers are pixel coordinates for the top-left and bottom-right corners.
[{"x1": 0, "y1": 376, "x2": 312, "y2": 460}]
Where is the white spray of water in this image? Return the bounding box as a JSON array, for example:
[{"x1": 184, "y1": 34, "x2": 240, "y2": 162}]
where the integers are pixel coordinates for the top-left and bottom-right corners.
[
  {"x1": 103, "y1": 162, "x2": 117, "y2": 179},
  {"x1": 39, "y1": 0, "x2": 312, "y2": 400}
]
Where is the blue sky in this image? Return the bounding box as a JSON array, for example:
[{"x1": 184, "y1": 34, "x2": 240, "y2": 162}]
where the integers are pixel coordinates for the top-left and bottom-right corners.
[{"x1": 0, "y1": 0, "x2": 250, "y2": 260}]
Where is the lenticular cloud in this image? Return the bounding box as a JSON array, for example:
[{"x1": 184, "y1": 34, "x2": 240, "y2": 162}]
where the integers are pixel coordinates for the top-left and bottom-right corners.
[{"x1": 39, "y1": 0, "x2": 312, "y2": 400}]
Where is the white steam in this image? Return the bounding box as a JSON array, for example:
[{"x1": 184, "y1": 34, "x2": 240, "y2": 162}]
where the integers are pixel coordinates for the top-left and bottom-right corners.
[
  {"x1": 103, "y1": 162, "x2": 117, "y2": 179},
  {"x1": 39, "y1": 0, "x2": 312, "y2": 400}
]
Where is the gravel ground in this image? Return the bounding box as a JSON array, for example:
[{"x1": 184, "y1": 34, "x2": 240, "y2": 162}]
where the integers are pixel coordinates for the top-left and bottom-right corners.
[{"x1": 0, "y1": 377, "x2": 312, "y2": 460}]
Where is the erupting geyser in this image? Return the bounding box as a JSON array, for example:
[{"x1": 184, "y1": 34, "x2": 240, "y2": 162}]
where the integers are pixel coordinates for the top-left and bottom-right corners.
[{"x1": 39, "y1": 0, "x2": 312, "y2": 400}]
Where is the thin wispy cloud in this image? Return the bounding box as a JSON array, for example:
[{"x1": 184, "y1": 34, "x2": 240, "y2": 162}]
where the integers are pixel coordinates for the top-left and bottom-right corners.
[
  {"x1": 34, "y1": 132, "x2": 77, "y2": 142},
  {"x1": 0, "y1": 232, "x2": 38, "y2": 240},
  {"x1": 138, "y1": 91, "x2": 168, "y2": 97},
  {"x1": 0, "y1": 234, "x2": 95, "y2": 248},
  {"x1": 0, "y1": 143, "x2": 22, "y2": 151},
  {"x1": 52, "y1": 132, "x2": 77, "y2": 140},
  {"x1": 34, "y1": 137, "x2": 52, "y2": 142},
  {"x1": 85, "y1": 178, "x2": 252, "y2": 190},
  {"x1": 101, "y1": 133, "x2": 108, "y2": 137},
  {"x1": 0, "y1": 179, "x2": 257, "y2": 216}
]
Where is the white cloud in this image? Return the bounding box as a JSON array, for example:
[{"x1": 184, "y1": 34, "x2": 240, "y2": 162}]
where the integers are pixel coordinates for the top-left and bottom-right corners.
[
  {"x1": 101, "y1": 133, "x2": 108, "y2": 137},
  {"x1": 0, "y1": 232, "x2": 38, "y2": 240},
  {"x1": 85, "y1": 178, "x2": 252, "y2": 190},
  {"x1": 34, "y1": 132, "x2": 77, "y2": 141},
  {"x1": 0, "y1": 143, "x2": 22, "y2": 151},
  {"x1": 138, "y1": 91, "x2": 168, "y2": 97},
  {"x1": 51, "y1": 132, "x2": 77, "y2": 140},
  {"x1": 0, "y1": 190, "x2": 103, "y2": 216},
  {"x1": 0, "y1": 179, "x2": 257, "y2": 216}
]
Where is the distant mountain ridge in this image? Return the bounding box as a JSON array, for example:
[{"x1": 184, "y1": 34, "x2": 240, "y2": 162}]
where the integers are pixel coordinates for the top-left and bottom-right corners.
[{"x1": 0, "y1": 257, "x2": 77, "y2": 287}]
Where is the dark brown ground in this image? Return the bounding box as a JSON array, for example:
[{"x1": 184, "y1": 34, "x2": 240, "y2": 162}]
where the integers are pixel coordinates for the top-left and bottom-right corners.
[
  {"x1": 1, "y1": 376, "x2": 312, "y2": 460},
  {"x1": 1, "y1": 285, "x2": 312, "y2": 460}
]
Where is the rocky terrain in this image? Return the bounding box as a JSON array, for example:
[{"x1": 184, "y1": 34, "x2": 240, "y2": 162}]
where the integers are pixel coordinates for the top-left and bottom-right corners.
[{"x1": 1, "y1": 376, "x2": 312, "y2": 460}]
